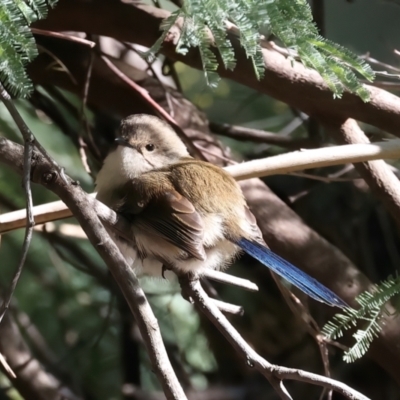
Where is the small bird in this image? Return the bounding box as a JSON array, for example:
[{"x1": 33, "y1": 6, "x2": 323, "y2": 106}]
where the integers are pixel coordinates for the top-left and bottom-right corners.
[{"x1": 96, "y1": 114, "x2": 346, "y2": 308}]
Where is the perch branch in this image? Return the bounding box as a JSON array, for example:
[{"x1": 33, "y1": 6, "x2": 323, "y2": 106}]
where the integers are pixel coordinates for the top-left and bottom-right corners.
[
  {"x1": 202, "y1": 269, "x2": 259, "y2": 292},
  {"x1": 225, "y1": 139, "x2": 400, "y2": 181},
  {"x1": 2, "y1": 139, "x2": 400, "y2": 233},
  {"x1": 179, "y1": 276, "x2": 370, "y2": 400},
  {"x1": 0, "y1": 138, "x2": 186, "y2": 400}
]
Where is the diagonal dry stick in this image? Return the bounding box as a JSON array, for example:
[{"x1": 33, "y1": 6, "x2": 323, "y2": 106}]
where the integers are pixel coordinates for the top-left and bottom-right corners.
[
  {"x1": 327, "y1": 118, "x2": 400, "y2": 229},
  {"x1": 0, "y1": 137, "x2": 187, "y2": 400}
]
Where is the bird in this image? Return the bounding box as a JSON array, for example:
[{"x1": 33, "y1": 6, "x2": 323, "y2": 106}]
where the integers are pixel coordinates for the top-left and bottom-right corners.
[{"x1": 95, "y1": 114, "x2": 347, "y2": 308}]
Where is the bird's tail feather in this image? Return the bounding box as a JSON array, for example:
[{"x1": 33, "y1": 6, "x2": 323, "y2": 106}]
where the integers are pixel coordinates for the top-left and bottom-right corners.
[{"x1": 237, "y1": 238, "x2": 347, "y2": 308}]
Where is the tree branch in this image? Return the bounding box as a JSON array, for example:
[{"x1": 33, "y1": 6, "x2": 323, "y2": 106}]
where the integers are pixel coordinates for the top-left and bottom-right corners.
[
  {"x1": 0, "y1": 138, "x2": 186, "y2": 400},
  {"x1": 0, "y1": 312, "x2": 82, "y2": 400},
  {"x1": 209, "y1": 122, "x2": 315, "y2": 149},
  {"x1": 179, "y1": 276, "x2": 370, "y2": 400},
  {"x1": 33, "y1": 0, "x2": 400, "y2": 136},
  {"x1": 327, "y1": 118, "x2": 400, "y2": 229},
  {"x1": 0, "y1": 84, "x2": 35, "y2": 324},
  {"x1": 202, "y1": 269, "x2": 259, "y2": 292},
  {"x1": 225, "y1": 139, "x2": 400, "y2": 181},
  {"x1": 3, "y1": 139, "x2": 400, "y2": 232}
]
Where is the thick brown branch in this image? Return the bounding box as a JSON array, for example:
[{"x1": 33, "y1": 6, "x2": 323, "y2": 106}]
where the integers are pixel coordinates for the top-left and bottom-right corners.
[
  {"x1": 33, "y1": 0, "x2": 400, "y2": 136},
  {"x1": 0, "y1": 312, "x2": 82, "y2": 400}
]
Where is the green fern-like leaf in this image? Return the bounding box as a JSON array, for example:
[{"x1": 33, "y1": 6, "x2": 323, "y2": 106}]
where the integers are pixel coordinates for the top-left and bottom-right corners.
[
  {"x1": 143, "y1": 9, "x2": 182, "y2": 61},
  {"x1": 322, "y1": 276, "x2": 400, "y2": 363},
  {"x1": 343, "y1": 315, "x2": 381, "y2": 363},
  {"x1": 264, "y1": 0, "x2": 373, "y2": 100},
  {"x1": 225, "y1": 0, "x2": 264, "y2": 79},
  {"x1": 298, "y1": 43, "x2": 343, "y2": 95},
  {"x1": 13, "y1": 0, "x2": 38, "y2": 24},
  {"x1": 148, "y1": 0, "x2": 374, "y2": 99},
  {"x1": 310, "y1": 37, "x2": 374, "y2": 81},
  {"x1": 24, "y1": 0, "x2": 52, "y2": 19},
  {"x1": 194, "y1": 0, "x2": 236, "y2": 71},
  {"x1": 183, "y1": 0, "x2": 220, "y2": 87},
  {"x1": 0, "y1": 0, "x2": 57, "y2": 98}
]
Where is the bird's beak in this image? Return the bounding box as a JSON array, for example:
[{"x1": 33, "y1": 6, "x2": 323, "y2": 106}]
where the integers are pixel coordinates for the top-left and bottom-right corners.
[{"x1": 115, "y1": 137, "x2": 133, "y2": 148}]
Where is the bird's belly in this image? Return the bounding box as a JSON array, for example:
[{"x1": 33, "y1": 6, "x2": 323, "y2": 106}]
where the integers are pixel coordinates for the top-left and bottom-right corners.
[
  {"x1": 134, "y1": 231, "x2": 239, "y2": 275},
  {"x1": 110, "y1": 234, "x2": 138, "y2": 267},
  {"x1": 109, "y1": 232, "x2": 163, "y2": 276},
  {"x1": 113, "y1": 213, "x2": 242, "y2": 277},
  {"x1": 174, "y1": 239, "x2": 239, "y2": 274}
]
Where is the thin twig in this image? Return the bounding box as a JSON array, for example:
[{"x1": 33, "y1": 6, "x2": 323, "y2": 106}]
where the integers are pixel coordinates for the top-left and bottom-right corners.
[
  {"x1": 36, "y1": 45, "x2": 78, "y2": 86},
  {"x1": 202, "y1": 269, "x2": 259, "y2": 292},
  {"x1": 78, "y1": 51, "x2": 95, "y2": 175},
  {"x1": 31, "y1": 28, "x2": 96, "y2": 48},
  {"x1": 210, "y1": 298, "x2": 244, "y2": 316},
  {"x1": 0, "y1": 84, "x2": 35, "y2": 323},
  {"x1": 101, "y1": 55, "x2": 205, "y2": 160},
  {"x1": 0, "y1": 352, "x2": 16, "y2": 379},
  {"x1": 360, "y1": 53, "x2": 400, "y2": 74},
  {"x1": 179, "y1": 276, "x2": 370, "y2": 400},
  {"x1": 210, "y1": 122, "x2": 314, "y2": 149}
]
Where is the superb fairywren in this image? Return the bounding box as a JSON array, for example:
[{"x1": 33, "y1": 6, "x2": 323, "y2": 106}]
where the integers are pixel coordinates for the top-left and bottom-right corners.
[{"x1": 96, "y1": 114, "x2": 346, "y2": 307}]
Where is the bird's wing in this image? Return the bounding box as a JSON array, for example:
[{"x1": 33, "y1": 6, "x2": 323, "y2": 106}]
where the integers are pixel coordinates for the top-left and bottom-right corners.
[
  {"x1": 243, "y1": 205, "x2": 266, "y2": 245},
  {"x1": 116, "y1": 176, "x2": 206, "y2": 261}
]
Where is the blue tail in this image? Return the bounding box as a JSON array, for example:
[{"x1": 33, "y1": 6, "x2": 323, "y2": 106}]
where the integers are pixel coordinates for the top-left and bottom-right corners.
[{"x1": 237, "y1": 238, "x2": 347, "y2": 308}]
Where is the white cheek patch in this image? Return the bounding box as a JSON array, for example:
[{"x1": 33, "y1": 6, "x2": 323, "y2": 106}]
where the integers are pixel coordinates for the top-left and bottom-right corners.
[
  {"x1": 96, "y1": 147, "x2": 152, "y2": 199},
  {"x1": 119, "y1": 146, "x2": 153, "y2": 177}
]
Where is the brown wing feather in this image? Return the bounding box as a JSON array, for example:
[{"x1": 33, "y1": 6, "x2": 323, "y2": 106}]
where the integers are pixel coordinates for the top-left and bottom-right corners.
[
  {"x1": 244, "y1": 205, "x2": 266, "y2": 245},
  {"x1": 116, "y1": 176, "x2": 206, "y2": 261}
]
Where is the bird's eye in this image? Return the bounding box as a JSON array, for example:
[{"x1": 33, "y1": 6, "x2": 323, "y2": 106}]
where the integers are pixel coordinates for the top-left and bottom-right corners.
[{"x1": 145, "y1": 143, "x2": 155, "y2": 152}]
